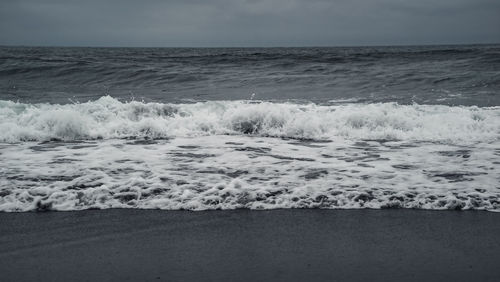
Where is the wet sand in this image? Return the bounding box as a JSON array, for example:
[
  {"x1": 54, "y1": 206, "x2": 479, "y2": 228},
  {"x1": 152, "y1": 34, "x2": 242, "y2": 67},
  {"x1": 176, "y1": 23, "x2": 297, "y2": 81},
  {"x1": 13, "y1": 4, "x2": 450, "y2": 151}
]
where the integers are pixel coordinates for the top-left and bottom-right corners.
[{"x1": 1, "y1": 209, "x2": 499, "y2": 282}]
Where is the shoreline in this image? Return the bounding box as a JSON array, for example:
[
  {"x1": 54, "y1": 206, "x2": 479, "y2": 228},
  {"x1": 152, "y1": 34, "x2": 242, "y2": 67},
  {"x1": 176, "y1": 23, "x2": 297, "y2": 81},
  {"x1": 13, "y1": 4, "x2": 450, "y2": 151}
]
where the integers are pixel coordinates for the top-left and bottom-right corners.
[{"x1": 1, "y1": 209, "x2": 500, "y2": 281}]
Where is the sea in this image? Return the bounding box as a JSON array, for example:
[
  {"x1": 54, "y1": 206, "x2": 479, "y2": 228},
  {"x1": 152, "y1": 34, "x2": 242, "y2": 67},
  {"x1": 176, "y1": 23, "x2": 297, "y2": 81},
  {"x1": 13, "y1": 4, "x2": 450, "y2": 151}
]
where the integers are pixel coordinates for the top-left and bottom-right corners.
[{"x1": 0, "y1": 45, "x2": 499, "y2": 212}]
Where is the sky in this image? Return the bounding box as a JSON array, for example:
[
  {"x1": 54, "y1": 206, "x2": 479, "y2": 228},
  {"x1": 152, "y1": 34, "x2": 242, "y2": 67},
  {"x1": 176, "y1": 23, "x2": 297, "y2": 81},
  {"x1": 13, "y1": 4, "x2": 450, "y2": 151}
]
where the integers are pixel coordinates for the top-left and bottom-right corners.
[{"x1": 0, "y1": 0, "x2": 499, "y2": 47}]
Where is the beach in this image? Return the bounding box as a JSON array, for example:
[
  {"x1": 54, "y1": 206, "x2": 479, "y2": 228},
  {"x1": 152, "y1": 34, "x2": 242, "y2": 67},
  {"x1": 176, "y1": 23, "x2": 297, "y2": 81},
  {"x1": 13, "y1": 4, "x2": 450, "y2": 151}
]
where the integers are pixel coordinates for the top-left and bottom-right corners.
[
  {"x1": 1, "y1": 209, "x2": 499, "y2": 282},
  {"x1": 1, "y1": 45, "x2": 499, "y2": 281},
  {"x1": 0, "y1": 0, "x2": 499, "y2": 279}
]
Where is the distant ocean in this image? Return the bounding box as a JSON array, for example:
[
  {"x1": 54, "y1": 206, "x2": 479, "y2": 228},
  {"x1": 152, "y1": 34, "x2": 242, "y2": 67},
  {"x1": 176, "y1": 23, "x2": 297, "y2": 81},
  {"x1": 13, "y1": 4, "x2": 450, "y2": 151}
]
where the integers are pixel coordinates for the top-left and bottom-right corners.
[{"x1": 0, "y1": 45, "x2": 499, "y2": 211}]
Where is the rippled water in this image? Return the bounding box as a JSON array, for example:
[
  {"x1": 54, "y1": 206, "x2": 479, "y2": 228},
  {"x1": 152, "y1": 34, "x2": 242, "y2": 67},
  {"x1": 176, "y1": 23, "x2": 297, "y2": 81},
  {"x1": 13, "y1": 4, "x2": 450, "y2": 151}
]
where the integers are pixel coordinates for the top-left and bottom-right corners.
[{"x1": 1, "y1": 45, "x2": 499, "y2": 106}]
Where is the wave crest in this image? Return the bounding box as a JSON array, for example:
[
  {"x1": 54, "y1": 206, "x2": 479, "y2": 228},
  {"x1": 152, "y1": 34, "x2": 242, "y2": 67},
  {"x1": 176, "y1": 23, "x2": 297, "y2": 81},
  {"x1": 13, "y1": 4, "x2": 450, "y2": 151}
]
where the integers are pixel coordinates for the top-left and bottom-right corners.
[{"x1": 0, "y1": 96, "x2": 498, "y2": 143}]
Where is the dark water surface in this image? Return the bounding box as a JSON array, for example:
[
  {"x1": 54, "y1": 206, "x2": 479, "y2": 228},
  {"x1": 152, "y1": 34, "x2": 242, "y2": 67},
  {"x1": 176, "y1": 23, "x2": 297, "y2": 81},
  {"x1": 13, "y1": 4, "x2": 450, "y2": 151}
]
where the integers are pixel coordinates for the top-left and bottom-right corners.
[{"x1": 1, "y1": 45, "x2": 499, "y2": 106}]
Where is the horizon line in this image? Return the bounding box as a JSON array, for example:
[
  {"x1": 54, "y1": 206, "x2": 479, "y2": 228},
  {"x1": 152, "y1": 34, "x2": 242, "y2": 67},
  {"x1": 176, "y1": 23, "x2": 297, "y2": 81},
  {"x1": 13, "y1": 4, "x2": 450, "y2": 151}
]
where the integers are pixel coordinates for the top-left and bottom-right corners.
[{"x1": 0, "y1": 42, "x2": 499, "y2": 49}]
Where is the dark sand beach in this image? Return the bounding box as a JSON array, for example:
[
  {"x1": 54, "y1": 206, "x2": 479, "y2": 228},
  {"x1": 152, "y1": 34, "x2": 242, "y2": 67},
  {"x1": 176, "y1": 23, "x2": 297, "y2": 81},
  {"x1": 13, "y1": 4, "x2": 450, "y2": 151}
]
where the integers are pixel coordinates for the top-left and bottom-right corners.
[
  {"x1": 1, "y1": 209, "x2": 499, "y2": 282},
  {"x1": 1, "y1": 0, "x2": 499, "y2": 280}
]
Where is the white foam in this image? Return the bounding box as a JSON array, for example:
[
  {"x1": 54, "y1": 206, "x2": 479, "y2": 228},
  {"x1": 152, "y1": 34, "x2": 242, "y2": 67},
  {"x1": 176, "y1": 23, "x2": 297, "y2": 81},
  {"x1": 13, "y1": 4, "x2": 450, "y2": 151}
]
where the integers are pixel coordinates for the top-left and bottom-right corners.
[
  {"x1": 0, "y1": 135, "x2": 499, "y2": 212},
  {"x1": 0, "y1": 96, "x2": 499, "y2": 143},
  {"x1": 1, "y1": 97, "x2": 499, "y2": 212}
]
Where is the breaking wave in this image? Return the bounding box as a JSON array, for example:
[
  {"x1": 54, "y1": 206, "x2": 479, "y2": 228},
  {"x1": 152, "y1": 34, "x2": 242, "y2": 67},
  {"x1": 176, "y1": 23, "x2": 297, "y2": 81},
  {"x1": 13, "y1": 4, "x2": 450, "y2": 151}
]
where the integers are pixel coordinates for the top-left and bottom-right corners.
[
  {"x1": 2, "y1": 96, "x2": 499, "y2": 212},
  {"x1": 1, "y1": 96, "x2": 499, "y2": 143}
]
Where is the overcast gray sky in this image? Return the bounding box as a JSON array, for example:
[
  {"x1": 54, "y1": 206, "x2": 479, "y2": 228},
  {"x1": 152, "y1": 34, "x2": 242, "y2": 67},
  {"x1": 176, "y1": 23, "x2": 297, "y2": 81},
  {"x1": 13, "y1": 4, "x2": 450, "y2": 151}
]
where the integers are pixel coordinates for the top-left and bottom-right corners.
[{"x1": 0, "y1": 0, "x2": 499, "y2": 47}]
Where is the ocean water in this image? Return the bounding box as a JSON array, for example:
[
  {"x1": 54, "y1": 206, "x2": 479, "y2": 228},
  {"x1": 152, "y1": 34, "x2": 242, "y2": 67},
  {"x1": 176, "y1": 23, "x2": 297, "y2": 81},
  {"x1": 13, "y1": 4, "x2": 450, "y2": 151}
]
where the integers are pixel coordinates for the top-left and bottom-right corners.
[{"x1": 0, "y1": 45, "x2": 499, "y2": 212}]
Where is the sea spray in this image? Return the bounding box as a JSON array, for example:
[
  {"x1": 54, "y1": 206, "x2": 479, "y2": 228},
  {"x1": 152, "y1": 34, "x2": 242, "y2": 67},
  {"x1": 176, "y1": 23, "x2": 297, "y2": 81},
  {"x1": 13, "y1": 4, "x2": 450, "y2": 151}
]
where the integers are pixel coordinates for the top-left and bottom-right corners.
[{"x1": 1, "y1": 96, "x2": 498, "y2": 143}]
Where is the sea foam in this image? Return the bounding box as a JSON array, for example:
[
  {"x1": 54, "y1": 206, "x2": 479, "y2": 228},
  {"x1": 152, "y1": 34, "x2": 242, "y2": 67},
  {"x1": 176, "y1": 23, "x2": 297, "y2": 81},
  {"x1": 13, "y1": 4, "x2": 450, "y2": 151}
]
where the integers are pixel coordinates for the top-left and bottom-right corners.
[
  {"x1": 1, "y1": 97, "x2": 499, "y2": 212},
  {"x1": 0, "y1": 96, "x2": 498, "y2": 143}
]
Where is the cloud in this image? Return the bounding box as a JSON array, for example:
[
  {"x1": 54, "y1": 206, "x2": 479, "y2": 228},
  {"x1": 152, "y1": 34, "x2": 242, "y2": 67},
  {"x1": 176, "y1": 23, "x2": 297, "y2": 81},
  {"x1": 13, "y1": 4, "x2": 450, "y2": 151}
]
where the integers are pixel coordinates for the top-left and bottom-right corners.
[{"x1": 0, "y1": 0, "x2": 499, "y2": 46}]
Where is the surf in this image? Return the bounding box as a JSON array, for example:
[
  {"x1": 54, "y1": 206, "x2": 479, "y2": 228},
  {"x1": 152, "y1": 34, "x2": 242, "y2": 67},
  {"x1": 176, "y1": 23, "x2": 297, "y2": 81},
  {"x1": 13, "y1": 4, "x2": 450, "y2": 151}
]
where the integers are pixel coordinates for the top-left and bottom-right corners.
[{"x1": 1, "y1": 96, "x2": 498, "y2": 143}]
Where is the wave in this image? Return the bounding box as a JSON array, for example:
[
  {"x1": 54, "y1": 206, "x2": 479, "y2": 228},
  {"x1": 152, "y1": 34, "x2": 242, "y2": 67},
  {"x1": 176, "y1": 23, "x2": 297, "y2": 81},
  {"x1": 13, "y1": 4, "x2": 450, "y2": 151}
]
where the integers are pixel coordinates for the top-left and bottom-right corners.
[{"x1": 1, "y1": 96, "x2": 499, "y2": 143}]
